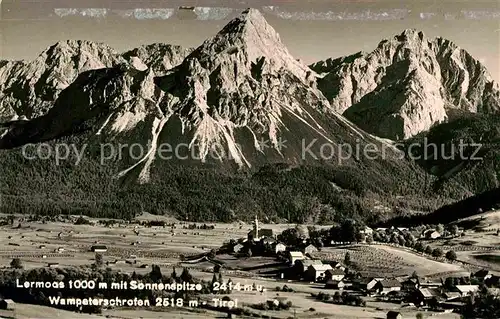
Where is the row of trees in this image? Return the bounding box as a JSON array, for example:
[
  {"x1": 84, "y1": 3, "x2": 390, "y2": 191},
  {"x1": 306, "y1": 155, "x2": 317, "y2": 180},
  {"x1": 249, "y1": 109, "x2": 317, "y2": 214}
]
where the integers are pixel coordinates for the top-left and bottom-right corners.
[{"x1": 313, "y1": 291, "x2": 366, "y2": 307}]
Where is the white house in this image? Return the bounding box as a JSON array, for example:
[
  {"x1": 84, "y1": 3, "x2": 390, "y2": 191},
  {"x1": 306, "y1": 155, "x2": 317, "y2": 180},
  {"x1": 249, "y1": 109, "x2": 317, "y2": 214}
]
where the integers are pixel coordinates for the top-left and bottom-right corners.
[
  {"x1": 274, "y1": 243, "x2": 286, "y2": 253},
  {"x1": 455, "y1": 285, "x2": 479, "y2": 297},
  {"x1": 304, "y1": 244, "x2": 318, "y2": 255},
  {"x1": 360, "y1": 226, "x2": 373, "y2": 235},
  {"x1": 423, "y1": 229, "x2": 441, "y2": 239},
  {"x1": 325, "y1": 268, "x2": 345, "y2": 281},
  {"x1": 375, "y1": 279, "x2": 402, "y2": 295},
  {"x1": 288, "y1": 251, "x2": 305, "y2": 265}
]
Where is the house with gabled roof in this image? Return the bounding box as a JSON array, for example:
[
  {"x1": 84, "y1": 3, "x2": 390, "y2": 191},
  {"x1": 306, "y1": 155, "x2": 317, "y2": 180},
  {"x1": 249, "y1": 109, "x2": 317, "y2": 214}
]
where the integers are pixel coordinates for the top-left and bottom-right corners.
[
  {"x1": 325, "y1": 268, "x2": 345, "y2": 281},
  {"x1": 273, "y1": 242, "x2": 286, "y2": 254},
  {"x1": 306, "y1": 264, "x2": 333, "y2": 282},
  {"x1": 288, "y1": 251, "x2": 304, "y2": 265},
  {"x1": 296, "y1": 259, "x2": 322, "y2": 273},
  {"x1": 303, "y1": 244, "x2": 318, "y2": 255},
  {"x1": 375, "y1": 279, "x2": 402, "y2": 295},
  {"x1": 454, "y1": 285, "x2": 479, "y2": 297}
]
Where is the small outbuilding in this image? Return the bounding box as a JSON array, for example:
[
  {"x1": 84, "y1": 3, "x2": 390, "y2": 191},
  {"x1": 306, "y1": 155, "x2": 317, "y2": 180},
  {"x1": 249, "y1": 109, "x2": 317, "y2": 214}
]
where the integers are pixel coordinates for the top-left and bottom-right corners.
[
  {"x1": 303, "y1": 244, "x2": 318, "y2": 255},
  {"x1": 0, "y1": 299, "x2": 14, "y2": 310},
  {"x1": 90, "y1": 245, "x2": 108, "y2": 253}
]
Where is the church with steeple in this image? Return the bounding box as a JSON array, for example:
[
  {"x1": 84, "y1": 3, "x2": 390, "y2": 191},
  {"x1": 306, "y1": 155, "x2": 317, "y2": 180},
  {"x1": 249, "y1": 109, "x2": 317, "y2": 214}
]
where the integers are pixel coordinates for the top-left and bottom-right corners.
[{"x1": 247, "y1": 215, "x2": 274, "y2": 241}]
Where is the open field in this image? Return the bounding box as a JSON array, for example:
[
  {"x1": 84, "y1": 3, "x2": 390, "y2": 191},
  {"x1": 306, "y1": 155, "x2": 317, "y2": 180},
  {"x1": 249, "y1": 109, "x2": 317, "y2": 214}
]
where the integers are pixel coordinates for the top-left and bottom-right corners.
[
  {"x1": 313, "y1": 245, "x2": 467, "y2": 278},
  {"x1": 0, "y1": 215, "x2": 485, "y2": 318},
  {"x1": 418, "y1": 228, "x2": 500, "y2": 273},
  {"x1": 454, "y1": 209, "x2": 500, "y2": 231}
]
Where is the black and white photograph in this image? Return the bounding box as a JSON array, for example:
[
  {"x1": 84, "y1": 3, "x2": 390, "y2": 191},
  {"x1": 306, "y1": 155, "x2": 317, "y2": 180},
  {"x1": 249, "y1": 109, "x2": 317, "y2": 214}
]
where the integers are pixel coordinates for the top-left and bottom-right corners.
[{"x1": 0, "y1": 0, "x2": 499, "y2": 318}]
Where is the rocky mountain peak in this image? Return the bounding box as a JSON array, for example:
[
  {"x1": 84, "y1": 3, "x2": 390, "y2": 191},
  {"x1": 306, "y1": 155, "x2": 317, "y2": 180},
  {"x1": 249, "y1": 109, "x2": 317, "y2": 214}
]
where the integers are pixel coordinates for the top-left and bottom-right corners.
[
  {"x1": 216, "y1": 8, "x2": 280, "y2": 45},
  {"x1": 187, "y1": 8, "x2": 312, "y2": 82},
  {"x1": 399, "y1": 28, "x2": 425, "y2": 40},
  {"x1": 313, "y1": 29, "x2": 500, "y2": 140},
  {"x1": 0, "y1": 40, "x2": 124, "y2": 121}
]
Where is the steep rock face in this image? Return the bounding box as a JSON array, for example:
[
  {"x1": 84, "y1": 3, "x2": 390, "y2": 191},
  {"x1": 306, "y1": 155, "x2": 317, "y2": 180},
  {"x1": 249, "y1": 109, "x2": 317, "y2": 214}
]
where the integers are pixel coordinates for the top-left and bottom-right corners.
[
  {"x1": 0, "y1": 40, "x2": 125, "y2": 121},
  {"x1": 122, "y1": 43, "x2": 194, "y2": 76},
  {"x1": 311, "y1": 29, "x2": 500, "y2": 140},
  {"x1": 153, "y1": 8, "x2": 330, "y2": 164}
]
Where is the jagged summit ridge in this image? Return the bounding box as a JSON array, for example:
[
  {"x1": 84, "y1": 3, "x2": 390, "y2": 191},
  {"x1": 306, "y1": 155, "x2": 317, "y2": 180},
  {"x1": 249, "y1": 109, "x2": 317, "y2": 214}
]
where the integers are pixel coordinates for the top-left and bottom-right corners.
[
  {"x1": 0, "y1": 40, "x2": 125, "y2": 121},
  {"x1": 311, "y1": 28, "x2": 500, "y2": 140},
  {"x1": 0, "y1": 40, "x2": 192, "y2": 122},
  {"x1": 122, "y1": 43, "x2": 194, "y2": 76}
]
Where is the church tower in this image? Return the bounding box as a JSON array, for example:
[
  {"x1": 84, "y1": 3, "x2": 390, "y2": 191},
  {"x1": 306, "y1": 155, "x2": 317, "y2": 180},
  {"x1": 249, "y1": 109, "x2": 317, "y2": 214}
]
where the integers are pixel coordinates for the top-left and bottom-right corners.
[{"x1": 254, "y1": 215, "x2": 259, "y2": 239}]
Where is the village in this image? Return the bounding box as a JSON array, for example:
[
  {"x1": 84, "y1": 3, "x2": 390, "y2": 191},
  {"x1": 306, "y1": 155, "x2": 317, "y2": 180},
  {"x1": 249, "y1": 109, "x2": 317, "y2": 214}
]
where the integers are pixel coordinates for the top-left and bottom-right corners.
[
  {"x1": 210, "y1": 216, "x2": 499, "y2": 318},
  {"x1": 0, "y1": 211, "x2": 498, "y2": 319}
]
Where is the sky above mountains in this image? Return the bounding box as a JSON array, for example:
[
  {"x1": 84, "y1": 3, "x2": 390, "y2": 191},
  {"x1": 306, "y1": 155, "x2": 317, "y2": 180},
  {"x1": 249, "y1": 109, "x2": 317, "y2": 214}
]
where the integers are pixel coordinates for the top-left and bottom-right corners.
[{"x1": 0, "y1": 1, "x2": 499, "y2": 81}]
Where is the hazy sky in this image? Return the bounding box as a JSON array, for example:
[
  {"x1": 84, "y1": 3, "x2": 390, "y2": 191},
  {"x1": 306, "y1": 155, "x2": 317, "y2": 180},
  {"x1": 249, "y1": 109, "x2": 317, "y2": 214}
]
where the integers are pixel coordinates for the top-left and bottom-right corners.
[{"x1": 1, "y1": 1, "x2": 499, "y2": 81}]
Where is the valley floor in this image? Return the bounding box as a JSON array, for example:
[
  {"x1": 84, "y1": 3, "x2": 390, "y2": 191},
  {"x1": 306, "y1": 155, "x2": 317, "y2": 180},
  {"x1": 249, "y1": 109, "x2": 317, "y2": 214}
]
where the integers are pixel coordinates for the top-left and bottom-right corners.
[{"x1": 0, "y1": 214, "x2": 496, "y2": 318}]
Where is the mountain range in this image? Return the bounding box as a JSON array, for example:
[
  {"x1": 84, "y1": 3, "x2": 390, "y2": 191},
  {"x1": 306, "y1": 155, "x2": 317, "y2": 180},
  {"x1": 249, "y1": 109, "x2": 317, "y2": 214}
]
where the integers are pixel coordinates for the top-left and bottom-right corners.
[{"x1": 0, "y1": 8, "x2": 498, "y2": 223}]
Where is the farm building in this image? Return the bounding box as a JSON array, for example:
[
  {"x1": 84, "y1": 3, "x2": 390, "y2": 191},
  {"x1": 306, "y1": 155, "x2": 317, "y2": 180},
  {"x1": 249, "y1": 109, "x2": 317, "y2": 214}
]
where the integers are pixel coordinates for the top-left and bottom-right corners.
[
  {"x1": 274, "y1": 243, "x2": 286, "y2": 253},
  {"x1": 418, "y1": 287, "x2": 441, "y2": 300},
  {"x1": 90, "y1": 245, "x2": 108, "y2": 253},
  {"x1": 359, "y1": 226, "x2": 373, "y2": 235},
  {"x1": 386, "y1": 311, "x2": 402, "y2": 319},
  {"x1": 423, "y1": 229, "x2": 441, "y2": 239},
  {"x1": 366, "y1": 278, "x2": 381, "y2": 291},
  {"x1": 288, "y1": 251, "x2": 304, "y2": 265},
  {"x1": 329, "y1": 261, "x2": 346, "y2": 271},
  {"x1": 401, "y1": 278, "x2": 419, "y2": 291},
  {"x1": 47, "y1": 263, "x2": 59, "y2": 268},
  {"x1": 303, "y1": 244, "x2": 318, "y2": 254},
  {"x1": 306, "y1": 264, "x2": 333, "y2": 282},
  {"x1": 0, "y1": 299, "x2": 14, "y2": 310},
  {"x1": 353, "y1": 277, "x2": 382, "y2": 291},
  {"x1": 325, "y1": 280, "x2": 345, "y2": 290},
  {"x1": 296, "y1": 259, "x2": 322, "y2": 273},
  {"x1": 444, "y1": 292, "x2": 462, "y2": 301},
  {"x1": 232, "y1": 244, "x2": 244, "y2": 253},
  {"x1": 56, "y1": 247, "x2": 65, "y2": 252},
  {"x1": 375, "y1": 279, "x2": 402, "y2": 295},
  {"x1": 420, "y1": 280, "x2": 442, "y2": 288},
  {"x1": 415, "y1": 287, "x2": 444, "y2": 306},
  {"x1": 38, "y1": 245, "x2": 46, "y2": 249},
  {"x1": 325, "y1": 268, "x2": 345, "y2": 281},
  {"x1": 454, "y1": 285, "x2": 479, "y2": 297}
]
